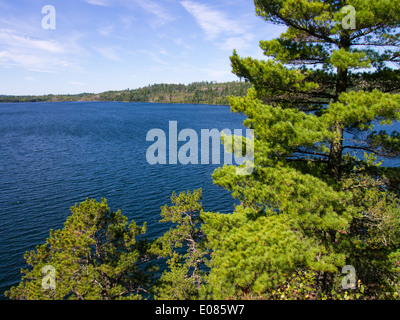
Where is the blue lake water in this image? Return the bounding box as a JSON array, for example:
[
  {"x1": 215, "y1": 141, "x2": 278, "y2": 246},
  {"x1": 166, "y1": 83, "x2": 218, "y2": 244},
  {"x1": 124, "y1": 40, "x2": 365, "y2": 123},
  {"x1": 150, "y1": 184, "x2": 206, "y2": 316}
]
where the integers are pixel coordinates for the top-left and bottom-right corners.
[
  {"x1": 0, "y1": 101, "x2": 398, "y2": 299},
  {"x1": 0, "y1": 101, "x2": 247, "y2": 298}
]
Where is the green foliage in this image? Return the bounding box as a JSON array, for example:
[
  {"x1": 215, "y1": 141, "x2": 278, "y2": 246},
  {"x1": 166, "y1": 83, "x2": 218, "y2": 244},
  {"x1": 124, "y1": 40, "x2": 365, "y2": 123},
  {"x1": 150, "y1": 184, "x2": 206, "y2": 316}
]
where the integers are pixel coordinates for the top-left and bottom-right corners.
[
  {"x1": 330, "y1": 49, "x2": 371, "y2": 70},
  {"x1": 201, "y1": 207, "x2": 314, "y2": 299},
  {"x1": 149, "y1": 190, "x2": 208, "y2": 300},
  {"x1": 120, "y1": 81, "x2": 251, "y2": 105},
  {"x1": 5, "y1": 199, "x2": 149, "y2": 300},
  {"x1": 202, "y1": 0, "x2": 400, "y2": 300}
]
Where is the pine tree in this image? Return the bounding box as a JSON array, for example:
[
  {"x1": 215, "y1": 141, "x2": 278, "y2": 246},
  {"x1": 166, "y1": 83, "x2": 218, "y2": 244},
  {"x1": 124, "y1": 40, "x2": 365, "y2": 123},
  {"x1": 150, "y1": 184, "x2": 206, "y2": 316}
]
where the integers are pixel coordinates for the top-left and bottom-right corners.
[
  {"x1": 5, "y1": 199, "x2": 149, "y2": 300},
  {"x1": 202, "y1": 0, "x2": 400, "y2": 299},
  {"x1": 149, "y1": 189, "x2": 208, "y2": 300}
]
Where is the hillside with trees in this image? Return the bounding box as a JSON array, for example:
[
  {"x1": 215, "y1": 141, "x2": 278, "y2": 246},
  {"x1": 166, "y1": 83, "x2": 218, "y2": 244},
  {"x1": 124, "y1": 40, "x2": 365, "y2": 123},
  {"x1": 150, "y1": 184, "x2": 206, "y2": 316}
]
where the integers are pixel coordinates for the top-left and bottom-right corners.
[{"x1": 0, "y1": 81, "x2": 251, "y2": 105}]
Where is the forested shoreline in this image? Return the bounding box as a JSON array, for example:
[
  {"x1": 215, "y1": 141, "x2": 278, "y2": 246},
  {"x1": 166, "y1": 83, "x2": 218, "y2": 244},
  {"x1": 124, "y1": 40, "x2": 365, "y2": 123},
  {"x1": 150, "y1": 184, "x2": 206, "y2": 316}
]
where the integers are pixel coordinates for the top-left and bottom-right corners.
[{"x1": 0, "y1": 81, "x2": 251, "y2": 105}]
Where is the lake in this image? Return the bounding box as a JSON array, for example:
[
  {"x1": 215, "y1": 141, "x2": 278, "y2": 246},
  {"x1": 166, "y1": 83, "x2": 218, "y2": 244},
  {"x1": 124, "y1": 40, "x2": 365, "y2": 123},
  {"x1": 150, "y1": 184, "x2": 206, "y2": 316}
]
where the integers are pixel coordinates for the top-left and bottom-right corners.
[{"x1": 0, "y1": 101, "x2": 247, "y2": 298}]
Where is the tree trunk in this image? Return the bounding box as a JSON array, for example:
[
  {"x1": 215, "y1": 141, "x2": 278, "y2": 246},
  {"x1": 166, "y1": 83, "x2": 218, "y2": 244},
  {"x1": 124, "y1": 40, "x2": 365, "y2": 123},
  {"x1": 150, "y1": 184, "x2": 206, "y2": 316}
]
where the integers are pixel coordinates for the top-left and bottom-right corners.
[
  {"x1": 328, "y1": 62, "x2": 348, "y2": 180},
  {"x1": 328, "y1": 122, "x2": 344, "y2": 179}
]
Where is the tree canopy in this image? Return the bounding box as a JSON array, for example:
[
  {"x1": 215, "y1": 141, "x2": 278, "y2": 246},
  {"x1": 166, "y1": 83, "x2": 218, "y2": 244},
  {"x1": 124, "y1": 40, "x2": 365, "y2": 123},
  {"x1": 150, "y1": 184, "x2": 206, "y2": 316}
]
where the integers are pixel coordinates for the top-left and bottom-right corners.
[
  {"x1": 5, "y1": 199, "x2": 149, "y2": 300},
  {"x1": 201, "y1": 0, "x2": 400, "y2": 299}
]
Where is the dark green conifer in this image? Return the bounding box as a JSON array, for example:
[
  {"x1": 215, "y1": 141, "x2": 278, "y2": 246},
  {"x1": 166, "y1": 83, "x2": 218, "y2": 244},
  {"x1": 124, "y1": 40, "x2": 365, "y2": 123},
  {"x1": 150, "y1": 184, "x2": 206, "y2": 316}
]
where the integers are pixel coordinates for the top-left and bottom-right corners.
[
  {"x1": 6, "y1": 199, "x2": 149, "y2": 300},
  {"x1": 202, "y1": 0, "x2": 400, "y2": 299}
]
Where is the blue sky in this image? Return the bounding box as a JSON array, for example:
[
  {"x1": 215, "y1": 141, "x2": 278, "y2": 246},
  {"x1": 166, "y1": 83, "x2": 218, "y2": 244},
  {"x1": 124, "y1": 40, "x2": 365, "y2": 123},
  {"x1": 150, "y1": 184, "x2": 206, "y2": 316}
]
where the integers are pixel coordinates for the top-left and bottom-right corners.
[{"x1": 0, "y1": 0, "x2": 286, "y2": 95}]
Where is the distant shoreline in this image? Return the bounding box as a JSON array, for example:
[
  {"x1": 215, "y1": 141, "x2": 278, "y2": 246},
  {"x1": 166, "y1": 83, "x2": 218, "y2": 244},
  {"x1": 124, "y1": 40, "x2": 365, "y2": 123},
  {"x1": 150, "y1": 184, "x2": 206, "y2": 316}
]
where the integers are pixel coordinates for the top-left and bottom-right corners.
[
  {"x1": 0, "y1": 81, "x2": 251, "y2": 105},
  {"x1": 0, "y1": 100, "x2": 233, "y2": 106},
  {"x1": 0, "y1": 100, "x2": 231, "y2": 107}
]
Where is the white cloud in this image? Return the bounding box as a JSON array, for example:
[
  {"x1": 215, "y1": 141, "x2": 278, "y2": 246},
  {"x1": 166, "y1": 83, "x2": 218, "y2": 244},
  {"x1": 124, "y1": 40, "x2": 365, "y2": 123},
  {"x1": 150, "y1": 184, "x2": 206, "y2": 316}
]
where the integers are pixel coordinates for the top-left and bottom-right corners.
[
  {"x1": 83, "y1": 0, "x2": 110, "y2": 6},
  {"x1": 0, "y1": 50, "x2": 58, "y2": 72},
  {"x1": 83, "y1": 0, "x2": 175, "y2": 28},
  {"x1": 0, "y1": 29, "x2": 65, "y2": 54},
  {"x1": 180, "y1": 1, "x2": 246, "y2": 40},
  {"x1": 134, "y1": 0, "x2": 176, "y2": 27},
  {"x1": 94, "y1": 46, "x2": 122, "y2": 61},
  {"x1": 98, "y1": 25, "x2": 115, "y2": 37},
  {"x1": 217, "y1": 34, "x2": 255, "y2": 51},
  {"x1": 139, "y1": 50, "x2": 170, "y2": 65},
  {"x1": 0, "y1": 28, "x2": 85, "y2": 73}
]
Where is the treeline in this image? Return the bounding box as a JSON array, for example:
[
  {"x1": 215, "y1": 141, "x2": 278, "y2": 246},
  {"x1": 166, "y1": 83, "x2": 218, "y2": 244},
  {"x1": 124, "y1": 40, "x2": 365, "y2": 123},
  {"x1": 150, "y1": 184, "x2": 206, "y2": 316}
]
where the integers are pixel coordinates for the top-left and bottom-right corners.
[
  {"x1": 0, "y1": 81, "x2": 251, "y2": 105},
  {"x1": 97, "y1": 81, "x2": 251, "y2": 105},
  {"x1": 0, "y1": 93, "x2": 95, "y2": 103}
]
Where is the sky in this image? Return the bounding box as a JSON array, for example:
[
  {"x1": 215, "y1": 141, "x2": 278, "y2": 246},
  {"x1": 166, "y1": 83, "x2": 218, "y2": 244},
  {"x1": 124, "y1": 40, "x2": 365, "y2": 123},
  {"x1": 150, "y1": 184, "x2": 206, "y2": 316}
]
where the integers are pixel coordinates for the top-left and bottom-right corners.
[{"x1": 0, "y1": 0, "x2": 286, "y2": 95}]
